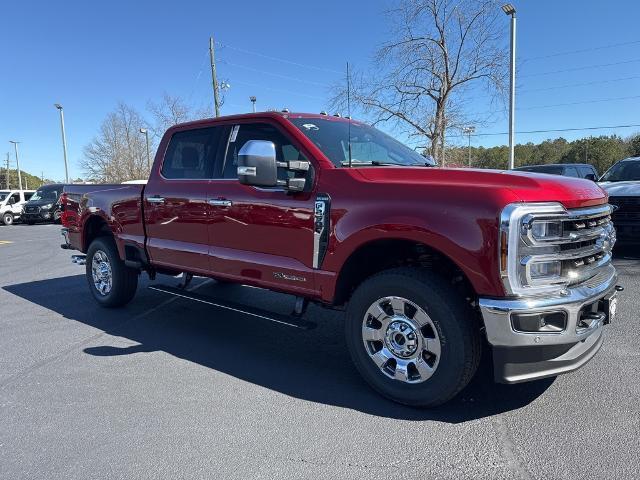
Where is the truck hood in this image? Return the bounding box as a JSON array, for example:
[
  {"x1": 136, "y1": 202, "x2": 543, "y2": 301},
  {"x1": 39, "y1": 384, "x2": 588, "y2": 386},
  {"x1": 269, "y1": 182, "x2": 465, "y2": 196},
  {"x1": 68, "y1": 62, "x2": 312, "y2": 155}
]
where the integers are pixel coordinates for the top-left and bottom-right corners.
[
  {"x1": 598, "y1": 181, "x2": 640, "y2": 197},
  {"x1": 356, "y1": 167, "x2": 607, "y2": 209}
]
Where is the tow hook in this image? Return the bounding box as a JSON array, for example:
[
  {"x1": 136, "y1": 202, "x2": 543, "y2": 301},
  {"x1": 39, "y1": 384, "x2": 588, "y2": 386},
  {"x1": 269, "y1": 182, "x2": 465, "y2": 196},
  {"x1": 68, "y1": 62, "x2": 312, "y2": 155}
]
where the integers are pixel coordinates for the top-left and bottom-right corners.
[{"x1": 71, "y1": 255, "x2": 87, "y2": 265}]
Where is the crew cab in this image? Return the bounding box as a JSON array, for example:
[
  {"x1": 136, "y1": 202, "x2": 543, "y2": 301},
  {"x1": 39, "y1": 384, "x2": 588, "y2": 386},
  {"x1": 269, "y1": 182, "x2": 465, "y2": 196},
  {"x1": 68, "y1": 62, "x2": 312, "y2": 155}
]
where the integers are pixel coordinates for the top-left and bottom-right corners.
[
  {"x1": 61, "y1": 112, "x2": 621, "y2": 407},
  {"x1": 0, "y1": 189, "x2": 35, "y2": 225}
]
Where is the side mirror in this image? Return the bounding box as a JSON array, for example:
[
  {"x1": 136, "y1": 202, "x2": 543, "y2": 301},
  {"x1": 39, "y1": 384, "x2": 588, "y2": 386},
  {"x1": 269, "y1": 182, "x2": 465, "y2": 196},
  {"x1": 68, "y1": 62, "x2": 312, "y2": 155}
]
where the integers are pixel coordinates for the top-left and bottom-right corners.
[{"x1": 237, "y1": 140, "x2": 310, "y2": 192}]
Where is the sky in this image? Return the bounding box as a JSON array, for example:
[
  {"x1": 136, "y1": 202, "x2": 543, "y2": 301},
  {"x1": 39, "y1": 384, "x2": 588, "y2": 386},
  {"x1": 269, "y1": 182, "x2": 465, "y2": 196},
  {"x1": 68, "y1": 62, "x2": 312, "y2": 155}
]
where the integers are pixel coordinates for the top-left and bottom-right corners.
[{"x1": 2, "y1": 0, "x2": 640, "y2": 181}]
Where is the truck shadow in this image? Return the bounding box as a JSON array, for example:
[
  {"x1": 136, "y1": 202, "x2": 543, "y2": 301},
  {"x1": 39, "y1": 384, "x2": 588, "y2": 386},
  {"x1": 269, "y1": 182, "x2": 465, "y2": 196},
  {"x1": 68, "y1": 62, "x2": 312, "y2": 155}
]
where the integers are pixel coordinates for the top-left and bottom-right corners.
[{"x1": 3, "y1": 274, "x2": 553, "y2": 423}]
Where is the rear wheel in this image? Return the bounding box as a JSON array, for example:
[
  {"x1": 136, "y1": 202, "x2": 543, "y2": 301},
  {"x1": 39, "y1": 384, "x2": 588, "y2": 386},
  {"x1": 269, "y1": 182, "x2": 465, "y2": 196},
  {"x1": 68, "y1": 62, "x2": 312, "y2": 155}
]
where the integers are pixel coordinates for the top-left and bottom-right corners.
[
  {"x1": 3, "y1": 213, "x2": 14, "y2": 226},
  {"x1": 345, "y1": 267, "x2": 481, "y2": 407},
  {"x1": 86, "y1": 236, "x2": 138, "y2": 308}
]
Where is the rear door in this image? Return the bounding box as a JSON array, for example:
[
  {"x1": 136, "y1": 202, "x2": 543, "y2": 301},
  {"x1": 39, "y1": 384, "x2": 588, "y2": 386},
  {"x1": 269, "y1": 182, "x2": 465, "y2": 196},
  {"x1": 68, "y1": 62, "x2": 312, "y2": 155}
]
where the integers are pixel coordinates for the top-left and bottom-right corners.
[
  {"x1": 144, "y1": 126, "x2": 224, "y2": 275},
  {"x1": 206, "y1": 121, "x2": 319, "y2": 296}
]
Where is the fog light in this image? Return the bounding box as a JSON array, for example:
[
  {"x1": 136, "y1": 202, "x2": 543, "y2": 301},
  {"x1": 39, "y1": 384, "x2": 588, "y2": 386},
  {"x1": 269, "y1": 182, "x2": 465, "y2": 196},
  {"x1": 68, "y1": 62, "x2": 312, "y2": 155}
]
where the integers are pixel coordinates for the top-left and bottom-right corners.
[
  {"x1": 530, "y1": 261, "x2": 561, "y2": 279},
  {"x1": 512, "y1": 311, "x2": 567, "y2": 333}
]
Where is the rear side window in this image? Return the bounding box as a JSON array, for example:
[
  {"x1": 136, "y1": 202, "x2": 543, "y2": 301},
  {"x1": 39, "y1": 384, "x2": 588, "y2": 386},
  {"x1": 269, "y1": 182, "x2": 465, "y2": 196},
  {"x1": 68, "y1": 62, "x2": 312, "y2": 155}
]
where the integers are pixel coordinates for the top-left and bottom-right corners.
[
  {"x1": 162, "y1": 127, "x2": 221, "y2": 179},
  {"x1": 564, "y1": 166, "x2": 581, "y2": 178}
]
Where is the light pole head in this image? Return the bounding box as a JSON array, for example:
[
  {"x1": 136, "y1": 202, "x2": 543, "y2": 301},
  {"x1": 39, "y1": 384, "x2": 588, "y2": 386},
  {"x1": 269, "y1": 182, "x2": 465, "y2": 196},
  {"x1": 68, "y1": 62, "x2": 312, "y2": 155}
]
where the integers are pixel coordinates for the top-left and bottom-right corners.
[
  {"x1": 249, "y1": 96, "x2": 256, "y2": 103},
  {"x1": 54, "y1": 103, "x2": 63, "y2": 110},
  {"x1": 139, "y1": 128, "x2": 148, "y2": 134},
  {"x1": 501, "y1": 3, "x2": 516, "y2": 16},
  {"x1": 9, "y1": 140, "x2": 19, "y2": 145}
]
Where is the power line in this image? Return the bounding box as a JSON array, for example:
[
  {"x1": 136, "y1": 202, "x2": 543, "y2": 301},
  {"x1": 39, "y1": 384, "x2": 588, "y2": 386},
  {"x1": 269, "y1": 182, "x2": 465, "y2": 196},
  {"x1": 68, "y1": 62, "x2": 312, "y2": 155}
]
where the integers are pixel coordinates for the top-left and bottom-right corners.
[
  {"x1": 519, "y1": 75, "x2": 640, "y2": 94},
  {"x1": 520, "y1": 94, "x2": 640, "y2": 111},
  {"x1": 455, "y1": 123, "x2": 640, "y2": 138},
  {"x1": 232, "y1": 80, "x2": 326, "y2": 100},
  {"x1": 521, "y1": 57, "x2": 640, "y2": 78},
  {"x1": 523, "y1": 39, "x2": 640, "y2": 61},
  {"x1": 221, "y1": 61, "x2": 331, "y2": 87},
  {"x1": 219, "y1": 43, "x2": 343, "y2": 75}
]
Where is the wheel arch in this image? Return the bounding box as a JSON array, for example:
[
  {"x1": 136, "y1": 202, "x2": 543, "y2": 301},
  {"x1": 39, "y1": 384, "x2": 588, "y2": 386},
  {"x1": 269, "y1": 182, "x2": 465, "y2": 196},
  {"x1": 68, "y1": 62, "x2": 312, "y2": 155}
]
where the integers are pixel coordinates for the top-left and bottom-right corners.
[{"x1": 331, "y1": 237, "x2": 478, "y2": 307}]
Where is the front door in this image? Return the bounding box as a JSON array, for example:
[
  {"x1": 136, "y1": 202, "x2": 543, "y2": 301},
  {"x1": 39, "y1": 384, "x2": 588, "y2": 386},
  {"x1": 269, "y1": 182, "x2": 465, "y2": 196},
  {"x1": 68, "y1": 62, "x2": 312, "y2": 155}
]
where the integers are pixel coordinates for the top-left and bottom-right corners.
[
  {"x1": 144, "y1": 126, "x2": 223, "y2": 275},
  {"x1": 207, "y1": 121, "x2": 319, "y2": 296}
]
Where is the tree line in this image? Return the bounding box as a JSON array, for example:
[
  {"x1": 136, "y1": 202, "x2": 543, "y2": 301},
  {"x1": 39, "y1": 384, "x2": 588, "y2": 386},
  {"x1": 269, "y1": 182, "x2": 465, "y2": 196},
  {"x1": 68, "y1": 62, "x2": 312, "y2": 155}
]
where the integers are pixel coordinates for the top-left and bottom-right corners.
[{"x1": 444, "y1": 134, "x2": 640, "y2": 174}]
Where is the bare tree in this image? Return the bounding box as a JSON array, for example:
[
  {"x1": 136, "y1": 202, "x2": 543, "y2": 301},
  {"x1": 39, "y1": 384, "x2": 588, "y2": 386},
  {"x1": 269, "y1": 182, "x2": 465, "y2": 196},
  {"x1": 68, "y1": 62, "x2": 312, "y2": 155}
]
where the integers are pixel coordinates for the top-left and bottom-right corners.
[
  {"x1": 332, "y1": 0, "x2": 507, "y2": 163},
  {"x1": 147, "y1": 92, "x2": 209, "y2": 139},
  {"x1": 80, "y1": 103, "x2": 149, "y2": 182}
]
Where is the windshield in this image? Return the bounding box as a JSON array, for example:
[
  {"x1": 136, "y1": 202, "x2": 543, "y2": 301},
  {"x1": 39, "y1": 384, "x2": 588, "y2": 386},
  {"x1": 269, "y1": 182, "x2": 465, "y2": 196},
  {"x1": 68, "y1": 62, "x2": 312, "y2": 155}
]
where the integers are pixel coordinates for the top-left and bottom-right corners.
[
  {"x1": 289, "y1": 118, "x2": 436, "y2": 167},
  {"x1": 0, "y1": 191, "x2": 9, "y2": 203},
  {"x1": 600, "y1": 159, "x2": 640, "y2": 182},
  {"x1": 30, "y1": 188, "x2": 59, "y2": 202}
]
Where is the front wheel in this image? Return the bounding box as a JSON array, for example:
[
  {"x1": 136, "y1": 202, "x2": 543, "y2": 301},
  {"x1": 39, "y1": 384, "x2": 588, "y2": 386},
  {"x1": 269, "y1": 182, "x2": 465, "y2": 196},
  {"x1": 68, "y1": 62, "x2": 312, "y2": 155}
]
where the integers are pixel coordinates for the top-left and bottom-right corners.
[
  {"x1": 86, "y1": 236, "x2": 138, "y2": 308},
  {"x1": 345, "y1": 267, "x2": 481, "y2": 407},
  {"x1": 3, "y1": 213, "x2": 14, "y2": 226}
]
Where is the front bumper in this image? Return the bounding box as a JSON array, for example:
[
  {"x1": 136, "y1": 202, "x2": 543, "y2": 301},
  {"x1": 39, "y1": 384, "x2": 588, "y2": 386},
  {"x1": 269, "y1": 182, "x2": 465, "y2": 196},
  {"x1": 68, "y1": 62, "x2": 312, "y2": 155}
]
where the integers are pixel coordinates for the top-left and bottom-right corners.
[
  {"x1": 479, "y1": 264, "x2": 618, "y2": 383},
  {"x1": 22, "y1": 210, "x2": 53, "y2": 222}
]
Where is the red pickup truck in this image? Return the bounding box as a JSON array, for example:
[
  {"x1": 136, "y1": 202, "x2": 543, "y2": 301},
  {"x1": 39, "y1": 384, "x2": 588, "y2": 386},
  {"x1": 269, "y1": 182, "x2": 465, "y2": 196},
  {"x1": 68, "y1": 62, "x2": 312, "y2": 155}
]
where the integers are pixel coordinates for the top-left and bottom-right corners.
[{"x1": 61, "y1": 112, "x2": 620, "y2": 407}]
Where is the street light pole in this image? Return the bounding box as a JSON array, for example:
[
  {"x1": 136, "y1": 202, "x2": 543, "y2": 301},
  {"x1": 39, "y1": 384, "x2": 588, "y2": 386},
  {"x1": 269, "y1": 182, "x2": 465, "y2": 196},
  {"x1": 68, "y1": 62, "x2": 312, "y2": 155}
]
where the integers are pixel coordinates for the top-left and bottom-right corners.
[
  {"x1": 140, "y1": 128, "x2": 151, "y2": 170},
  {"x1": 54, "y1": 104, "x2": 70, "y2": 183},
  {"x1": 9, "y1": 141, "x2": 22, "y2": 190},
  {"x1": 462, "y1": 126, "x2": 476, "y2": 167},
  {"x1": 249, "y1": 96, "x2": 257, "y2": 113},
  {"x1": 502, "y1": 4, "x2": 517, "y2": 169}
]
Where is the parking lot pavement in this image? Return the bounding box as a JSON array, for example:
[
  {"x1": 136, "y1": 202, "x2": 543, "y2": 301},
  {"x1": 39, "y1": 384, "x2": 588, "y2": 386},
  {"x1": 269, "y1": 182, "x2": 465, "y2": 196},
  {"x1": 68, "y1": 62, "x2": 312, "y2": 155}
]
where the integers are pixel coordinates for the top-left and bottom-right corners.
[{"x1": 0, "y1": 224, "x2": 638, "y2": 480}]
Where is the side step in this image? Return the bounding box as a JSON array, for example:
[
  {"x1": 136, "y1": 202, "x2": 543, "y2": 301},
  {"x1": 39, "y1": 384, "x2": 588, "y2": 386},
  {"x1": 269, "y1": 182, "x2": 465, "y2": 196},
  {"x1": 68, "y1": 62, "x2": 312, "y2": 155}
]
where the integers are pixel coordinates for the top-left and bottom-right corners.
[{"x1": 148, "y1": 284, "x2": 316, "y2": 330}]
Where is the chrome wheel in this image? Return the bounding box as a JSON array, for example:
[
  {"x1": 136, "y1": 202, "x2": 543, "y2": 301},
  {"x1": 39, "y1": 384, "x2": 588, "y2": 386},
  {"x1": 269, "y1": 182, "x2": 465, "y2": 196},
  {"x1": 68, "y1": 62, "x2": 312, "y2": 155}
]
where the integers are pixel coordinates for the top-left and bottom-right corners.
[
  {"x1": 362, "y1": 296, "x2": 441, "y2": 384},
  {"x1": 91, "y1": 250, "x2": 113, "y2": 296}
]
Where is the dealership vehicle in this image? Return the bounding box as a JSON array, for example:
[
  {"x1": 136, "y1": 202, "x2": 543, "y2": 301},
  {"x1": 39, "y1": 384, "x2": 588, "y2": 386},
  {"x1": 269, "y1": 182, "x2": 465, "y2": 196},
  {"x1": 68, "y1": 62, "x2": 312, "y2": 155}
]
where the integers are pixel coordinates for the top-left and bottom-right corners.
[
  {"x1": 514, "y1": 163, "x2": 598, "y2": 180},
  {"x1": 599, "y1": 156, "x2": 640, "y2": 244},
  {"x1": 0, "y1": 189, "x2": 35, "y2": 225},
  {"x1": 61, "y1": 112, "x2": 621, "y2": 407},
  {"x1": 22, "y1": 184, "x2": 65, "y2": 224}
]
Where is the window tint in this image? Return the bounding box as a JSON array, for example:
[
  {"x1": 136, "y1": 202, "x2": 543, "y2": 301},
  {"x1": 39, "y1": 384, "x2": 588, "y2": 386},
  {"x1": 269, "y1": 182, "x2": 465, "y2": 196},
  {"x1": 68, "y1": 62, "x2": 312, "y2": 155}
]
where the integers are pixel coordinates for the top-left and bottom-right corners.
[
  {"x1": 578, "y1": 166, "x2": 597, "y2": 179},
  {"x1": 10, "y1": 193, "x2": 20, "y2": 204},
  {"x1": 162, "y1": 127, "x2": 220, "y2": 179},
  {"x1": 24, "y1": 192, "x2": 34, "y2": 201},
  {"x1": 220, "y1": 123, "x2": 309, "y2": 182},
  {"x1": 564, "y1": 166, "x2": 581, "y2": 178}
]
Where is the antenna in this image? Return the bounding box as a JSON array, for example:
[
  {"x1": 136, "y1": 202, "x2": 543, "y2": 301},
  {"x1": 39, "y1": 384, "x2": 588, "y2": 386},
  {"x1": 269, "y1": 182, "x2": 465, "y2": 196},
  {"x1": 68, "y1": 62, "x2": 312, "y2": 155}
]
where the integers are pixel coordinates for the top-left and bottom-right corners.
[{"x1": 347, "y1": 61, "x2": 353, "y2": 168}]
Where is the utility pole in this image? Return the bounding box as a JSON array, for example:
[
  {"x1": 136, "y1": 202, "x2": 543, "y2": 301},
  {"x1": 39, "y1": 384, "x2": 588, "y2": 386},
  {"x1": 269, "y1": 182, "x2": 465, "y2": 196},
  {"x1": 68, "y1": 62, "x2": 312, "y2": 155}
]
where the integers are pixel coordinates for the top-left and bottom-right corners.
[
  {"x1": 140, "y1": 128, "x2": 151, "y2": 170},
  {"x1": 9, "y1": 141, "x2": 22, "y2": 190},
  {"x1": 209, "y1": 36, "x2": 221, "y2": 117}
]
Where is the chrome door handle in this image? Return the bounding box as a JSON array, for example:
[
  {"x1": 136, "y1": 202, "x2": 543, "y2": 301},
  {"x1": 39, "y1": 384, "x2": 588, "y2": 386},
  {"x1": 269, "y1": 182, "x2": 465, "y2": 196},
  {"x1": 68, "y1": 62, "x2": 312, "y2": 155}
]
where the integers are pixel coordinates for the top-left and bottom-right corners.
[
  {"x1": 147, "y1": 196, "x2": 165, "y2": 204},
  {"x1": 208, "y1": 199, "x2": 233, "y2": 207}
]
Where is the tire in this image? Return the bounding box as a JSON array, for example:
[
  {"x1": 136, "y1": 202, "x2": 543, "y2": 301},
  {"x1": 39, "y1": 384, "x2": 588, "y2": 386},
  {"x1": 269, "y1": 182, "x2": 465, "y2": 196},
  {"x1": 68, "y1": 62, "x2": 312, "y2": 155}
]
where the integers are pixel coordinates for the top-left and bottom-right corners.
[
  {"x1": 86, "y1": 236, "x2": 139, "y2": 308},
  {"x1": 345, "y1": 267, "x2": 481, "y2": 407},
  {"x1": 3, "y1": 213, "x2": 14, "y2": 226}
]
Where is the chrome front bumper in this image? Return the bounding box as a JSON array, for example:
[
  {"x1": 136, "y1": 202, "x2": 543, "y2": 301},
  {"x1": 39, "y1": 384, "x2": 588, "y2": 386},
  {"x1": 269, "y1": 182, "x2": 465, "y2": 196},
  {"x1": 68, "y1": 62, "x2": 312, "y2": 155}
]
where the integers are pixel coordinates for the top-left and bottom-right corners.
[{"x1": 479, "y1": 264, "x2": 618, "y2": 383}]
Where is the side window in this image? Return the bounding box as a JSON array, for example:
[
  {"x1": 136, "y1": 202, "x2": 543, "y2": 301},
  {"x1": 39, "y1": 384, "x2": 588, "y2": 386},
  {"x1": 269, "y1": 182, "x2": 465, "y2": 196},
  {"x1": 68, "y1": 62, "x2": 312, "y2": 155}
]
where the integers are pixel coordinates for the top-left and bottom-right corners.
[
  {"x1": 10, "y1": 193, "x2": 20, "y2": 204},
  {"x1": 220, "y1": 123, "x2": 309, "y2": 182},
  {"x1": 161, "y1": 127, "x2": 220, "y2": 179},
  {"x1": 578, "y1": 166, "x2": 597, "y2": 179},
  {"x1": 564, "y1": 166, "x2": 581, "y2": 178}
]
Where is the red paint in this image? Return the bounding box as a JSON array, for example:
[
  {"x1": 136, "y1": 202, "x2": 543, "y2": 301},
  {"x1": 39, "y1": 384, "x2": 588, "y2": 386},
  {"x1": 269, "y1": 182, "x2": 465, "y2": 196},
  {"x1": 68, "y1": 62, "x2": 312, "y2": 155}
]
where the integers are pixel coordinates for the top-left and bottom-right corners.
[{"x1": 63, "y1": 112, "x2": 609, "y2": 302}]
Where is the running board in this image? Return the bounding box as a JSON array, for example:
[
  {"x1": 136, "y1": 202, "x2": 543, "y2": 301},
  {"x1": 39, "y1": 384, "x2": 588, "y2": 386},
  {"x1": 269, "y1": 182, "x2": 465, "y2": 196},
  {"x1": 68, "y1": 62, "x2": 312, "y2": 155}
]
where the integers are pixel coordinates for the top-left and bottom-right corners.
[{"x1": 148, "y1": 284, "x2": 316, "y2": 330}]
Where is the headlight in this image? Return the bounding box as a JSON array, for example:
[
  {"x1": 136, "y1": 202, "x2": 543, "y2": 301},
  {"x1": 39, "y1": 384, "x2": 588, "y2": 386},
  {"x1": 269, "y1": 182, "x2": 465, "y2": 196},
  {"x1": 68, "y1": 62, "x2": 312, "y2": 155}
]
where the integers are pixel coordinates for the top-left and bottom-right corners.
[
  {"x1": 499, "y1": 202, "x2": 614, "y2": 296},
  {"x1": 42, "y1": 203, "x2": 53, "y2": 210}
]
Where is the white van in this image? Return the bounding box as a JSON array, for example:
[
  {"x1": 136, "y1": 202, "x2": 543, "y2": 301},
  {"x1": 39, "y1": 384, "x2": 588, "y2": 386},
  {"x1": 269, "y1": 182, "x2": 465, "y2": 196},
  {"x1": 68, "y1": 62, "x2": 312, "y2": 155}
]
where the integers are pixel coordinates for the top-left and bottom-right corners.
[{"x1": 0, "y1": 190, "x2": 36, "y2": 225}]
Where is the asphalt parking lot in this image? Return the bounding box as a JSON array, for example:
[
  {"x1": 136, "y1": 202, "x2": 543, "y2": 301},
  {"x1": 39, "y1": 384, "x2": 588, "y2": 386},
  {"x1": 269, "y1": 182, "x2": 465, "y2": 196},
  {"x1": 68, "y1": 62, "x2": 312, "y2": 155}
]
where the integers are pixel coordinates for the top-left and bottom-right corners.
[{"x1": 0, "y1": 223, "x2": 638, "y2": 480}]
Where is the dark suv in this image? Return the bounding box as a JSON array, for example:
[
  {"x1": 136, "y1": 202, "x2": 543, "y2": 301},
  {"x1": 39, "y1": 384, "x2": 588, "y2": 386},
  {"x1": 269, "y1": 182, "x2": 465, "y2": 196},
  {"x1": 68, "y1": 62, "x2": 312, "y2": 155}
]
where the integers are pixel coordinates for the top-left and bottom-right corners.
[
  {"x1": 514, "y1": 163, "x2": 598, "y2": 180},
  {"x1": 599, "y1": 157, "x2": 640, "y2": 244},
  {"x1": 22, "y1": 184, "x2": 65, "y2": 224}
]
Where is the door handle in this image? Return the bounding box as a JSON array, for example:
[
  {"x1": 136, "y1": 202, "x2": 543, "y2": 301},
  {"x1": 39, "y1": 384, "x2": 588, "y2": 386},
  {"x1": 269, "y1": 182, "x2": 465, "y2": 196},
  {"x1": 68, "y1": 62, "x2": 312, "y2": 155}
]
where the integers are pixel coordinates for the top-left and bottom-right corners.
[
  {"x1": 147, "y1": 196, "x2": 165, "y2": 204},
  {"x1": 208, "y1": 199, "x2": 233, "y2": 207}
]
